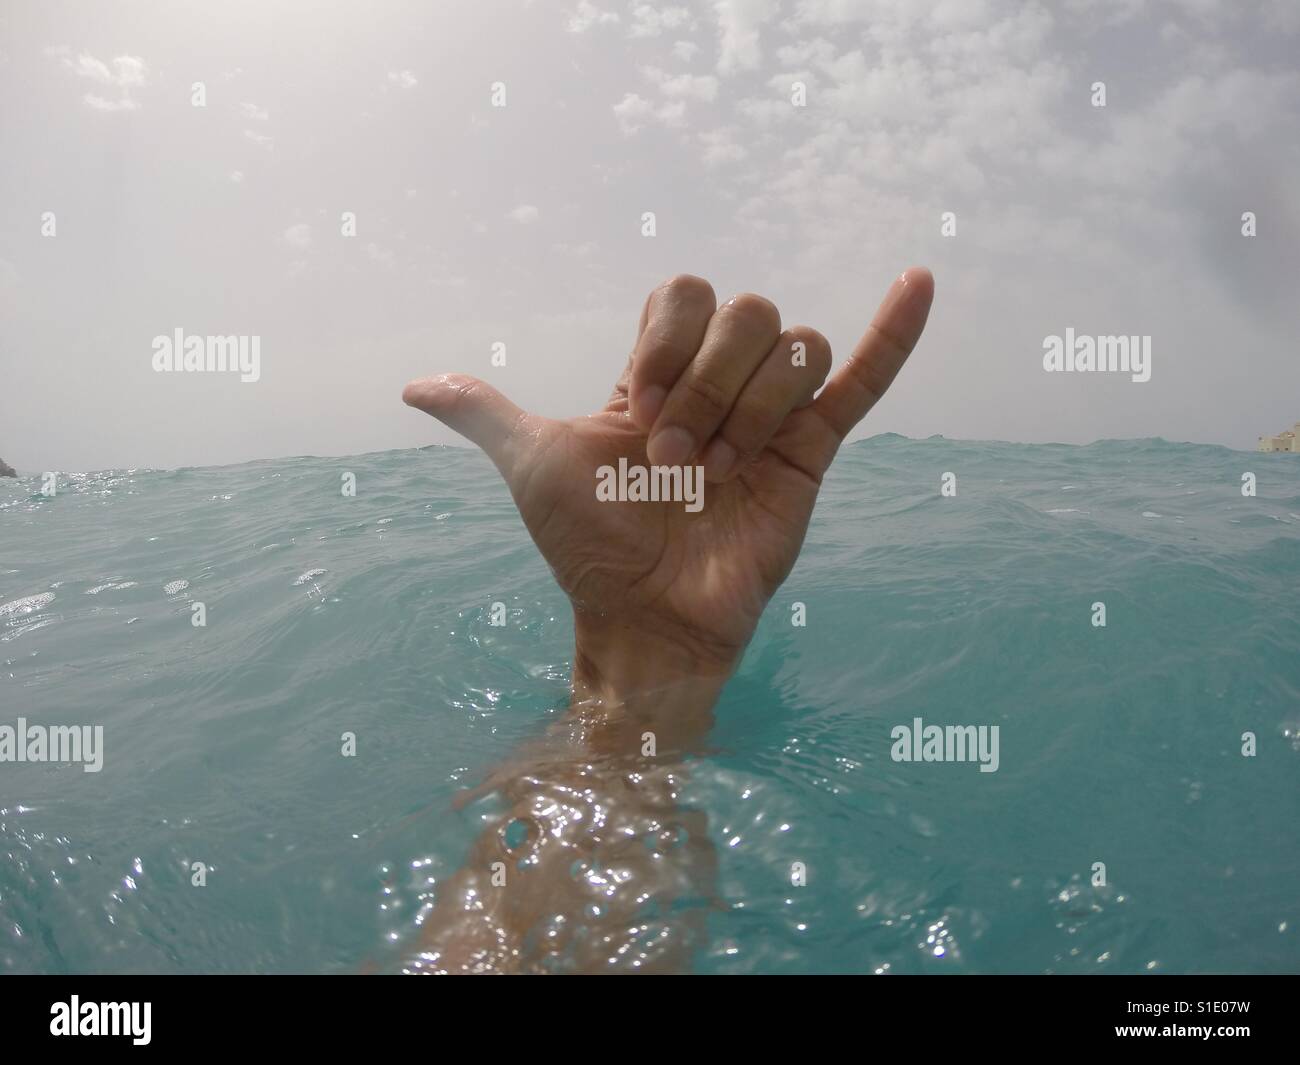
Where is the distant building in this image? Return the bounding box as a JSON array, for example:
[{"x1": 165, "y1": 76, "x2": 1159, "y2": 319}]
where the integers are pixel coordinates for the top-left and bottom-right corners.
[{"x1": 1257, "y1": 422, "x2": 1300, "y2": 452}]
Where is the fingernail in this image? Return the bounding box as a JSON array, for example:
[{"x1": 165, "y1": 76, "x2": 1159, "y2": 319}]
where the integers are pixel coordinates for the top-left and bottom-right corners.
[
  {"x1": 647, "y1": 426, "x2": 694, "y2": 467},
  {"x1": 633, "y1": 385, "x2": 666, "y2": 428},
  {"x1": 702, "y1": 437, "x2": 736, "y2": 482}
]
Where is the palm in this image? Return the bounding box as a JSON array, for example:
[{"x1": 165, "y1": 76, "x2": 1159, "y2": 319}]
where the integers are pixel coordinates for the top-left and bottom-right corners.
[{"x1": 506, "y1": 404, "x2": 825, "y2": 657}]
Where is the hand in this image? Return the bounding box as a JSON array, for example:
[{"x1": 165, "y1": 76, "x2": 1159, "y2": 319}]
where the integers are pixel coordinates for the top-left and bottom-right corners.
[{"x1": 403, "y1": 268, "x2": 934, "y2": 706}]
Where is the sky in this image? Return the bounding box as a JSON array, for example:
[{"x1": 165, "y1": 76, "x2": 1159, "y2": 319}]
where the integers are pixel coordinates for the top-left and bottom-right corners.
[{"x1": 1, "y1": 0, "x2": 1298, "y2": 473}]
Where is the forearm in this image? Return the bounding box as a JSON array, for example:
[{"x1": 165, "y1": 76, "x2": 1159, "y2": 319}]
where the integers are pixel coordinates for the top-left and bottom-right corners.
[{"x1": 406, "y1": 615, "x2": 736, "y2": 974}]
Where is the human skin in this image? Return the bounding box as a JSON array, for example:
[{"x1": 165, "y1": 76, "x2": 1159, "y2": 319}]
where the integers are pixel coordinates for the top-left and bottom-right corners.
[{"x1": 401, "y1": 268, "x2": 935, "y2": 972}]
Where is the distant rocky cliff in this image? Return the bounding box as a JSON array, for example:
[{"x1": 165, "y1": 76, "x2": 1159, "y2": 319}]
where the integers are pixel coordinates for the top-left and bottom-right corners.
[{"x1": 0, "y1": 457, "x2": 16, "y2": 477}]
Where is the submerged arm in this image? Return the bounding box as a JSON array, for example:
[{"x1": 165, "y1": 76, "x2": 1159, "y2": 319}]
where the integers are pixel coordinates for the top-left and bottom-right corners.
[{"x1": 406, "y1": 625, "x2": 735, "y2": 974}]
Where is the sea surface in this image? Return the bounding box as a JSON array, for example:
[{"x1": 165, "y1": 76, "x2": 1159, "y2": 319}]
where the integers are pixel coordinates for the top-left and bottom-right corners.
[{"x1": 2, "y1": 436, "x2": 1298, "y2": 974}]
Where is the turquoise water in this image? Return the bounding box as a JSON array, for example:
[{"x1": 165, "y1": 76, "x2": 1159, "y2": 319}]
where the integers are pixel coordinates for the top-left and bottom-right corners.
[{"x1": 2, "y1": 436, "x2": 1298, "y2": 974}]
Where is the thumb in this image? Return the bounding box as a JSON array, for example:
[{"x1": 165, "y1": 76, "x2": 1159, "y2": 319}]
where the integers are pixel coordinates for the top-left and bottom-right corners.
[{"x1": 402, "y1": 373, "x2": 533, "y2": 477}]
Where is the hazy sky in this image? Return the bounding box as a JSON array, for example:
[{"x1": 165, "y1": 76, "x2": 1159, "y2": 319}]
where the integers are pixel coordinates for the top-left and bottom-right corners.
[{"x1": 2, "y1": 0, "x2": 1298, "y2": 472}]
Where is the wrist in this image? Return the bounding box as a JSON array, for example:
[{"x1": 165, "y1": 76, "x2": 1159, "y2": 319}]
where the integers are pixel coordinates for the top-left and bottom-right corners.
[{"x1": 567, "y1": 608, "x2": 739, "y2": 748}]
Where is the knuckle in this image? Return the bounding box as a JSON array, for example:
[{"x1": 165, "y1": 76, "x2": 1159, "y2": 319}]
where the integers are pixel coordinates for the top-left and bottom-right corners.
[
  {"x1": 449, "y1": 376, "x2": 489, "y2": 411},
  {"x1": 678, "y1": 372, "x2": 732, "y2": 420},
  {"x1": 720, "y1": 404, "x2": 770, "y2": 454},
  {"x1": 786, "y1": 325, "x2": 832, "y2": 374},
  {"x1": 659, "y1": 273, "x2": 716, "y2": 308},
  {"x1": 723, "y1": 293, "x2": 781, "y2": 334},
  {"x1": 848, "y1": 355, "x2": 886, "y2": 406},
  {"x1": 637, "y1": 328, "x2": 697, "y2": 367}
]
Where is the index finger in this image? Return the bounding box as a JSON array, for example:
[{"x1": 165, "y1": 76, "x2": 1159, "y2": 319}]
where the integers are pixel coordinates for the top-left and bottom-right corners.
[
  {"x1": 812, "y1": 266, "x2": 934, "y2": 441},
  {"x1": 629, "y1": 274, "x2": 717, "y2": 430}
]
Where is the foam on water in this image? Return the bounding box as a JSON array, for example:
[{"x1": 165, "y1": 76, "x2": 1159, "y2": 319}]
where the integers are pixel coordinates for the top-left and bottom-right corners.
[{"x1": 1, "y1": 437, "x2": 1298, "y2": 973}]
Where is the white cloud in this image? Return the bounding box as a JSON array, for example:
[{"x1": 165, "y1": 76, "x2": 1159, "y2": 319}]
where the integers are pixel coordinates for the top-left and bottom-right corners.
[
  {"x1": 386, "y1": 69, "x2": 418, "y2": 90},
  {"x1": 672, "y1": 40, "x2": 700, "y2": 61},
  {"x1": 612, "y1": 91, "x2": 689, "y2": 133},
  {"x1": 244, "y1": 129, "x2": 274, "y2": 149},
  {"x1": 706, "y1": 0, "x2": 1300, "y2": 324},
  {"x1": 50, "y1": 50, "x2": 148, "y2": 110},
  {"x1": 567, "y1": 2, "x2": 619, "y2": 33},
  {"x1": 109, "y1": 56, "x2": 146, "y2": 88},
  {"x1": 241, "y1": 102, "x2": 269, "y2": 121},
  {"x1": 735, "y1": 98, "x2": 792, "y2": 126},
  {"x1": 83, "y1": 94, "x2": 139, "y2": 112},
  {"x1": 642, "y1": 66, "x2": 719, "y2": 101},
  {"x1": 507, "y1": 204, "x2": 540, "y2": 224},
  {"x1": 629, "y1": 4, "x2": 692, "y2": 37},
  {"x1": 713, "y1": 0, "x2": 778, "y2": 75},
  {"x1": 66, "y1": 53, "x2": 110, "y2": 83},
  {"x1": 283, "y1": 223, "x2": 313, "y2": 249},
  {"x1": 58, "y1": 51, "x2": 146, "y2": 86},
  {"x1": 614, "y1": 66, "x2": 719, "y2": 135},
  {"x1": 229, "y1": 171, "x2": 245, "y2": 184},
  {"x1": 613, "y1": 92, "x2": 653, "y2": 134},
  {"x1": 655, "y1": 99, "x2": 687, "y2": 125},
  {"x1": 699, "y1": 127, "x2": 747, "y2": 166}
]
